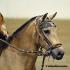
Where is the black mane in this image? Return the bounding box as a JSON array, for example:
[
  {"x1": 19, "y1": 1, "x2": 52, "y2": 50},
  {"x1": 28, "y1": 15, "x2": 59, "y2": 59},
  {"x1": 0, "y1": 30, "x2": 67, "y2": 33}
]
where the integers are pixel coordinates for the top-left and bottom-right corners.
[{"x1": 8, "y1": 16, "x2": 37, "y2": 42}]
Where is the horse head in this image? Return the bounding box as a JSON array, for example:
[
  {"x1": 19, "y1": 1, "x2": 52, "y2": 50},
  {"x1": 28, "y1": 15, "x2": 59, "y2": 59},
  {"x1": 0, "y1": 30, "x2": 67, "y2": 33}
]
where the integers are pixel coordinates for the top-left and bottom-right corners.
[{"x1": 36, "y1": 12, "x2": 64, "y2": 60}]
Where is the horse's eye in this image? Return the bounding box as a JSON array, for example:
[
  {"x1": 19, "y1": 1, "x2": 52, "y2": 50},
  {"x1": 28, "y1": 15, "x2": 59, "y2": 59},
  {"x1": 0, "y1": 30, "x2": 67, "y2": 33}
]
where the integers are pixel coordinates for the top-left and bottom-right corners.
[{"x1": 44, "y1": 30, "x2": 50, "y2": 34}]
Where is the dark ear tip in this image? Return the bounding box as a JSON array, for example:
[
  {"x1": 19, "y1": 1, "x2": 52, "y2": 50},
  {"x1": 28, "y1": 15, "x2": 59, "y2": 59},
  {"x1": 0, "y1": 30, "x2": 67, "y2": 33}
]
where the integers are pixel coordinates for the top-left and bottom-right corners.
[
  {"x1": 42, "y1": 13, "x2": 48, "y2": 22},
  {"x1": 55, "y1": 12, "x2": 57, "y2": 15},
  {"x1": 44, "y1": 13, "x2": 48, "y2": 17},
  {"x1": 45, "y1": 13, "x2": 48, "y2": 15}
]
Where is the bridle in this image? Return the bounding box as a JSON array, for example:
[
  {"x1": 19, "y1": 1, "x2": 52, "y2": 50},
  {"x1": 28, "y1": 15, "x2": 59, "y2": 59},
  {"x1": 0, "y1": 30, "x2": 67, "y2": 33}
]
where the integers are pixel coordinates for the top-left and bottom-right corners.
[
  {"x1": 35, "y1": 19, "x2": 62, "y2": 70},
  {"x1": 0, "y1": 19, "x2": 62, "y2": 70},
  {"x1": 35, "y1": 19, "x2": 62, "y2": 51}
]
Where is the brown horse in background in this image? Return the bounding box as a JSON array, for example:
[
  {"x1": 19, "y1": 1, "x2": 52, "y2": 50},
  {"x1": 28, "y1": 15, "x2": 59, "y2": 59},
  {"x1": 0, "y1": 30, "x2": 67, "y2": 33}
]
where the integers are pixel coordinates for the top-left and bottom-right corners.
[{"x1": 0, "y1": 12, "x2": 64, "y2": 70}]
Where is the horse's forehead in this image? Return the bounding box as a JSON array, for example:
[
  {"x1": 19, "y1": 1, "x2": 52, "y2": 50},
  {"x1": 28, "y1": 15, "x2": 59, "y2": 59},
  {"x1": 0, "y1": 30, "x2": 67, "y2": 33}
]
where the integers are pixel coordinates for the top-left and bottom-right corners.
[{"x1": 40, "y1": 21, "x2": 55, "y2": 29}]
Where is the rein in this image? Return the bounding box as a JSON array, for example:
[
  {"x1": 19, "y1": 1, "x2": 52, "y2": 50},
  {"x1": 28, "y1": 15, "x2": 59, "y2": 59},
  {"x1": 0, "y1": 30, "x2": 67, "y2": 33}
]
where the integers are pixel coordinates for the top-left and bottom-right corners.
[
  {"x1": 0, "y1": 38, "x2": 54, "y2": 70},
  {"x1": 0, "y1": 39, "x2": 44, "y2": 55},
  {"x1": 0, "y1": 38, "x2": 61, "y2": 70}
]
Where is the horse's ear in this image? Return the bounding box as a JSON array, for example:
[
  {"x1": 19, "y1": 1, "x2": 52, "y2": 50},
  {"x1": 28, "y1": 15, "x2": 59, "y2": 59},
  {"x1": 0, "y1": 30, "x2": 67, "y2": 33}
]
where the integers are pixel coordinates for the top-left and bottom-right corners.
[
  {"x1": 42, "y1": 13, "x2": 48, "y2": 22},
  {"x1": 48, "y1": 12, "x2": 57, "y2": 20}
]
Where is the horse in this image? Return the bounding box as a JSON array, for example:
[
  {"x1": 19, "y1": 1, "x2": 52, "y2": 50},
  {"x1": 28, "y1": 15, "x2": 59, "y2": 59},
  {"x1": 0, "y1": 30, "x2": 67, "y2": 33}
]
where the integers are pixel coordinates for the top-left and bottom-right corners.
[{"x1": 0, "y1": 12, "x2": 64, "y2": 70}]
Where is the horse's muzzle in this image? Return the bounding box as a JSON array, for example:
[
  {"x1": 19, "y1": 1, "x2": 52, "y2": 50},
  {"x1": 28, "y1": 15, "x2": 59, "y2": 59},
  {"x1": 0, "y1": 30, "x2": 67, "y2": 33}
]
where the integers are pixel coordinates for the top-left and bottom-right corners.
[{"x1": 51, "y1": 46, "x2": 64, "y2": 60}]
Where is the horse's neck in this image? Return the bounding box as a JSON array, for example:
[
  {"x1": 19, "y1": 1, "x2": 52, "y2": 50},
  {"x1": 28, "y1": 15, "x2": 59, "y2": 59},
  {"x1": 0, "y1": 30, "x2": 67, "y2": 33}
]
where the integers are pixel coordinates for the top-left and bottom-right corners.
[
  {"x1": 15, "y1": 20, "x2": 38, "y2": 51},
  {"x1": 0, "y1": 37, "x2": 37, "y2": 70}
]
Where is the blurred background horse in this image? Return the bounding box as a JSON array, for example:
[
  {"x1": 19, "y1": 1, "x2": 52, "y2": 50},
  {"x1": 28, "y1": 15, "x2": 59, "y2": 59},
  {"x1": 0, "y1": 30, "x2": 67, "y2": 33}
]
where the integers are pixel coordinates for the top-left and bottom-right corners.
[{"x1": 0, "y1": 12, "x2": 64, "y2": 70}]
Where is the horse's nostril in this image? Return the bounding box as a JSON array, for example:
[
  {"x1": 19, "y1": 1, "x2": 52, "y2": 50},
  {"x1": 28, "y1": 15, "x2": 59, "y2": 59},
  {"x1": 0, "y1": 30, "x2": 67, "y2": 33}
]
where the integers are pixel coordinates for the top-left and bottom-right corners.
[
  {"x1": 57, "y1": 51, "x2": 64, "y2": 57},
  {"x1": 58, "y1": 52, "x2": 61, "y2": 56}
]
